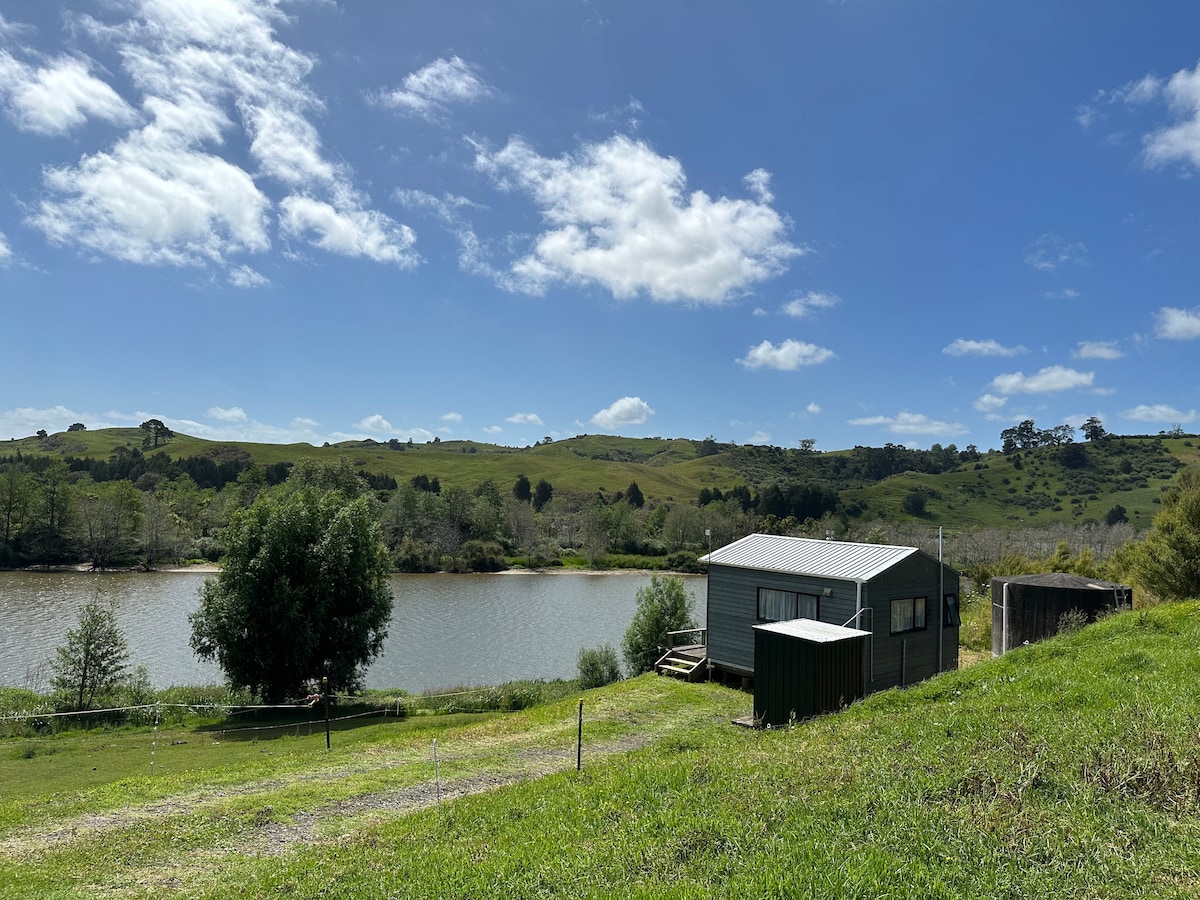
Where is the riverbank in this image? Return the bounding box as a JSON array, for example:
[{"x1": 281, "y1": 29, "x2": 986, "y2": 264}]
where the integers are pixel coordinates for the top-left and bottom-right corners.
[{"x1": 13, "y1": 564, "x2": 668, "y2": 576}]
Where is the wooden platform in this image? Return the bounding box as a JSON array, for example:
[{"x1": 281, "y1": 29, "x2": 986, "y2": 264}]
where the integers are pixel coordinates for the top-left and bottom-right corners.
[{"x1": 654, "y1": 643, "x2": 708, "y2": 681}]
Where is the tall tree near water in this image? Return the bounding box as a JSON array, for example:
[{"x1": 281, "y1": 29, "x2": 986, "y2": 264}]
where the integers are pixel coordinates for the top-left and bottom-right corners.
[
  {"x1": 189, "y1": 486, "x2": 393, "y2": 701},
  {"x1": 51, "y1": 596, "x2": 130, "y2": 711}
]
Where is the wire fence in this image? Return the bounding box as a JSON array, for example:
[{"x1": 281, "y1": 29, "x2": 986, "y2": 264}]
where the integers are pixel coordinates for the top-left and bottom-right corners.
[{"x1": 0, "y1": 689, "x2": 597, "y2": 791}]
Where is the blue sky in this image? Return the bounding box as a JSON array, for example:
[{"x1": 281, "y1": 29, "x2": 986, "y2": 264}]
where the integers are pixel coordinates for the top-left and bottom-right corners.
[{"x1": 2, "y1": 1, "x2": 1200, "y2": 452}]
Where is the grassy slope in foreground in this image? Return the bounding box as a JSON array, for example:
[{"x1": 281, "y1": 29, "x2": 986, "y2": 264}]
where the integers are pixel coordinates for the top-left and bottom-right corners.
[{"x1": 4, "y1": 605, "x2": 1200, "y2": 898}]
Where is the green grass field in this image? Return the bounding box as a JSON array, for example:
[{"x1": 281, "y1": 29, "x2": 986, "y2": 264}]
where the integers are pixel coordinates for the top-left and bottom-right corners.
[{"x1": 3, "y1": 602, "x2": 1200, "y2": 897}]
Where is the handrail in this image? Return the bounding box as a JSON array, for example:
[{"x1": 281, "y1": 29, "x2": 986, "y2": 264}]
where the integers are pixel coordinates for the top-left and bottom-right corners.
[{"x1": 665, "y1": 627, "x2": 707, "y2": 650}]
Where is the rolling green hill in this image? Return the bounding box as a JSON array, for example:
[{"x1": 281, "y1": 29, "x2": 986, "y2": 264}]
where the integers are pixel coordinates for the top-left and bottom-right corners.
[{"x1": 6, "y1": 427, "x2": 1198, "y2": 528}]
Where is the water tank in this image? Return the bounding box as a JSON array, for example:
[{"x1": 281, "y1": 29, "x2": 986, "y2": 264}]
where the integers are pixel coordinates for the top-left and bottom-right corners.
[{"x1": 991, "y1": 573, "x2": 1132, "y2": 656}]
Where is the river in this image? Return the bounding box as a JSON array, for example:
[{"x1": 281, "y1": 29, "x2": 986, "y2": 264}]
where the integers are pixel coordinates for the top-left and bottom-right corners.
[{"x1": 0, "y1": 570, "x2": 707, "y2": 694}]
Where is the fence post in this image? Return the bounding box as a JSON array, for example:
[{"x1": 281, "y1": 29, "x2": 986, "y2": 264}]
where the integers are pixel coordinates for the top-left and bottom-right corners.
[
  {"x1": 323, "y1": 676, "x2": 331, "y2": 750},
  {"x1": 576, "y1": 698, "x2": 583, "y2": 772},
  {"x1": 433, "y1": 738, "x2": 441, "y2": 806}
]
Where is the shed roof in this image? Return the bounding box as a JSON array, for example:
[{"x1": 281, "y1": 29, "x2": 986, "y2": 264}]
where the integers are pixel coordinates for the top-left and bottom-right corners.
[
  {"x1": 753, "y1": 617, "x2": 870, "y2": 643},
  {"x1": 700, "y1": 533, "x2": 925, "y2": 583},
  {"x1": 991, "y1": 573, "x2": 1131, "y2": 591}
]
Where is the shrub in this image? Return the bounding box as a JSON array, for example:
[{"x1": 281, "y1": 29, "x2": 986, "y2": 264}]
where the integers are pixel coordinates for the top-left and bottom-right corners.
[
  {"x1": 1057, "y1": 608, "x2": 1089, "y2": 634},
  {"x1": 577, "y1": 645, "x2": 622, "y2": 689},
  {"x1": 623, "y1": 575, "x2": 697, "y2": 675}
]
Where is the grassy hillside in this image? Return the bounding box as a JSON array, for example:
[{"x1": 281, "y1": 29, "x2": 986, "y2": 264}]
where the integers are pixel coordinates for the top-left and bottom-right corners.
[
  {"x1": 847, "y1": 435, "x2": 1200, "y2": 528},
  {"x1": 7, "y1": 427, "x2": 1199, "y2": 526},
  {"x1": 3, "y1": 602, "x2": 1200, "y2": 897}
]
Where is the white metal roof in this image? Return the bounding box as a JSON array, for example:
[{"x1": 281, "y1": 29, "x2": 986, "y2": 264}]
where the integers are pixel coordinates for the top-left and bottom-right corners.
[
  {"x1": 700, "y1": 533, "x2": 920, "y2": 583},
  {"x1": 753, "y1": 617, "x2": 870, "y2": 642}
]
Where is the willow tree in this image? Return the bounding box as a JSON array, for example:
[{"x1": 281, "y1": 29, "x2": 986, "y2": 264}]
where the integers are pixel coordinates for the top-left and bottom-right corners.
[{"x1": 190, "y1": 487, "x2": 393, "y2": 701}]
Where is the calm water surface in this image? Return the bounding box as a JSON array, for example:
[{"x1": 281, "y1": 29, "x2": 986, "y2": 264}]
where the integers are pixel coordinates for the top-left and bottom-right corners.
[{"x1": 0, "y1": 571, "x2": 706, "y2": 693}]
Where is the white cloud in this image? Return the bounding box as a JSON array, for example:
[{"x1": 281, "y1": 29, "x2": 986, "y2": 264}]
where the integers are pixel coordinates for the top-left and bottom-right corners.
[
  {"x1": 357, "y1": 414, "x2": 394, "y2": 433},
  {"x1": 974, "y1": 393, "x2": 1007, "y2": 413},
  {"x1": 589, "y1": 96, "x2": 644, "y2": 131},
  {"x1": 1073, "y1": 340, "x2": 1123, "y2": 360},
  {"x1": 0, "y1": 14, "x2": 26, "y2": 41},
  {"x1": 943, "y1": 338, "x2": 1027, "y2": 357},
  {"x1": 1077, "y1": 75, "x2": 1164, "y2": 129},
  {"x1": 847, "y1": 412, "x2": 968, "y2": 438},
  {"x1": 1155, "y1": 306, "x2": 1200, "y2": 340},
  {"x1": 743, "y1": 168, "x2": 773, "y2": 203},
  {"x1": 228, "y1": 265, "x2": 269, "y2": 288},
  {"x1": 0, "y1": 405, "x2": 112, "y2": 438},
  {"x1": 0, "y1": 231, "x2": 10, "y2": 264},
  {"x1": 748, "y1": 431, "x2": 772, "y2": 445},
  {"x1": 441, "y1": 412, "x2": 463, "y2": 423},
  {"x1": 988, "y1": 365, "x2": 1095, "y2": 394},
  {"x1": 33, "y1": 135, "x2": 272, "y2": 266},
  {"x1": 738, "y1": 339, "x2": 835, "y2": 370},
  {"x1": 279, "y1": 197, "x2": 418, "y2": 266},
  {"x1": 377, "y1": 56, "x2": 493, "y2": 121},
  {"x1": 292, "y1": 417, "x2": 318, "y2": 429},
  {"x1": 21, "y1": 0, "x2": 412, "y2": 268},
  {"x1": 1122, "y1": 404, "x2": 1198, "y2": 424},
  {"x1": 1024, "y1": 234, "x2": 1088, "y2": 271},
  {"x1": 506, "y1": 412, "x2": 543, "y2": 426},
  {"x1": 475, "y1": 134, "x2": 804, "y2": 303},
  {"x1": 394, "y1": 188, "x2": 487, "y2": 276},
  {"x1": 782, "y1": 291, "x2": 839, "y2": 317},
  {"x1": 0, "y1": 51, "x2": 138, "y2": 135},
  {"x1": 806, "y1": 402, "x2": 821, "y2": 415},
  {"x1": 590, "y1": 396, "x2": 654, "y2": 429},
  {"x1": 483, "y1": 425, "x2": 503, "y2": 435},
  {"x1": 207, "y1": 406, "x2": 247, "y2": 422},
  {"x1": 1143, "y1": 62, "x2": 1200, "y2": 169},
  {"x1": 1043, "y1": 288, "x2": 1080, "y2": 300}
]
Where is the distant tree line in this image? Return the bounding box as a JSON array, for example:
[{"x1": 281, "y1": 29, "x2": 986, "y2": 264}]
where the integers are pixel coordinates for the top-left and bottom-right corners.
[
  {"x1": 1000, "y1": 417, "x2": 1108, "y2": 454},
  {"x1": 729, "y1": 442, "x2": 982, "y2": 492}
]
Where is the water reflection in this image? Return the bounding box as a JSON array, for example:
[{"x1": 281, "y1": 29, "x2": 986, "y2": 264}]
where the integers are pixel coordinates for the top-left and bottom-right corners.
[{"x1": 0, "y1": 571, "x2": 706, "y2": 693}]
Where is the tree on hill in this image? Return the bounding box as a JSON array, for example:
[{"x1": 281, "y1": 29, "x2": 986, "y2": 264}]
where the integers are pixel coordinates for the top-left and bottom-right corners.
[
  {"x1": 624, "y1": 480, "x2": 644, "y2": 508},
  {"x1": 189, "y1": 487, "x2": 393, "y2": 701},
  {"x1": 513, "y1": 473, "x2": 532, "y2": 503},
  {"x1": 623, "y1": 574, "x2": 697, "y2": 675},
  {"x1": 1082, "y1": 417, "x2": 1106, "y2": 441},
  {"x1": 533, "y1": 478, "x2": 554, "y2": 512},
  {"x1": 51, "y1": 596, "x2": 130, "y2": 711},
  {"x1": 140, "y1": 419, "x2": 174, "y2": 448},
  {"x1": 68, "y1": 422, "x2": 86, "y2": 432}
]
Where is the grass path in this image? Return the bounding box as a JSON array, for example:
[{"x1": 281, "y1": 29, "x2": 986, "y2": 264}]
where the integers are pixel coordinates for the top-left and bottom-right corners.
[{"x1": 0, "y1": 679, "x2": 747, "y2": 897}]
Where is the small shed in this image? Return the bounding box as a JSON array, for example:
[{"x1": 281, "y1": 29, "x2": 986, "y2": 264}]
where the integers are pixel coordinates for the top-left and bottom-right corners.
[
  {"x1": 753, "y1": 618, "x2": 869, "y2": 727},
  {"x1": 702, "y1": 533, "x2": 960, "y2": 693},
  {"x1": 991, "y1": 573, "x2": 1132, "y2": 655}
]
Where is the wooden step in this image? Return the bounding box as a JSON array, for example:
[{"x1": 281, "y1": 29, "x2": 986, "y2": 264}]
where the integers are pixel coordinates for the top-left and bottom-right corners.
[{"x1": 658, "y1": 663, "x2": 695, "y2": 675}]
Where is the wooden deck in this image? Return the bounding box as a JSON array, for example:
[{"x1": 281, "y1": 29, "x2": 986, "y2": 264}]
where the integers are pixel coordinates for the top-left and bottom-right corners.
[{"x1": 654, "y1": 629, "x2": 708, "y2": 681}]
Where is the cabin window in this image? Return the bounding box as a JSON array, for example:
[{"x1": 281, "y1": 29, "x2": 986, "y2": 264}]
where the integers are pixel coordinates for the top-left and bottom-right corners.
[
  {"x1": 943, "y1": 593, "x2": 961, "y2": 627},
  {"x1": 890, "y1": 597, "x2": 927, "y2": 634},
  {"x1": 757, "y1": 588, "x2": 818, "y2": 622}
]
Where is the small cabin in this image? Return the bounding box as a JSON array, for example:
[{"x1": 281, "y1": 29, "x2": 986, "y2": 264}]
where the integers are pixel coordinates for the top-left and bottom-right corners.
[{"x1": 701, "y1": 533, "x2": 960, "y2": 693}]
